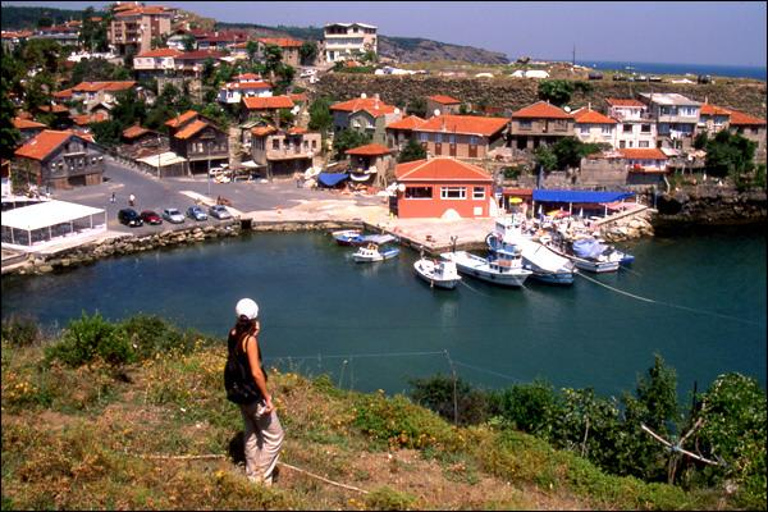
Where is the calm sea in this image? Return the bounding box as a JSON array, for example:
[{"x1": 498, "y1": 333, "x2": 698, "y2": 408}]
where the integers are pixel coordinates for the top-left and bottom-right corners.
[
  {"x1": 2, "y1": 230, "x2": 765, "y2": 399},
  {"x1": 579, "y1": 60, "x2": 767, "y2": 81}
]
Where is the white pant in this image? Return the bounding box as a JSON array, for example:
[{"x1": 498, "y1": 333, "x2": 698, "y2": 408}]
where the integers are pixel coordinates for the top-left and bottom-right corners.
[{"x1": 240, "y1": 401, "x2": 284, "y2": 484}]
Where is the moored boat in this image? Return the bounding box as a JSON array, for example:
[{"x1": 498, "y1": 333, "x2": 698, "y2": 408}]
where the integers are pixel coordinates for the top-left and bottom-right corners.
[
  {"x1": 440, "y1": 245, "x2": 532, "y2": 287},
  {"x1": 413, "y1": 258, "x2": 462, "y2": 289},
  {"x1": 332, "y1": 229, "x2": 365, "y2": 246},
  {"x1": 352, "y1": 234, "x2": 400, "y2": 263}
]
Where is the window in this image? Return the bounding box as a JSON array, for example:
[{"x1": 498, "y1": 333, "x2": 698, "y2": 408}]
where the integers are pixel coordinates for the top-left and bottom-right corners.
[
  {"x1": 436, "y1": 133, "x2": 443, "y2": 143},
  {"x1": 303, "y1": 140, "x2": 309, "y2": 150},
  {"x1": 680, "y1": 107, "x2": 697, "y2": 117},
  {"x1": 448, "y1": 134, "x2": 456, "y2": 144},
  {"x1": 579, "y1": 125, "x2": 590, "y2": 134},
  {"x1": 405, "y1": 186, "x2": 432, "y2": 199},
  {"x1": 311, "y1": 140, "x2": 317, "y2": 149},
  {"x1": 623, "y1": 124, "x2": 632, "y2": 133},
  {"x1": 519, "y1": 120, "x2": 532, "y2": 129},
  {"x1": 619, "y1": 140, "x2": 626, "y2": 148},
  {"x1": 441, "y1": 186, "x2": 466, "y2": 200},
  {"x1": 469, "y1": 135, "x2": 478, "y2": 146},
  {"x1": 751, "y1": 127, "x2": 760, "y2": 135},
  {"x1": 601, "y1": 125, "x2": 612, "y2": 135},
  {"x1": 419, "y1": 132, "x2": 428, "y2": 142},
  {"x1": 272, "y1": 139, "x2": 280, "y2": 150},
  {"x1": 639, "y1": 141, "x2": 649, "y2": 148},
  {"x1": 473, "y1": 186, "x2": 485, "y2": 199},
  {"x1": 641, "y1": 124, "x2": 651, "y2": 133}
]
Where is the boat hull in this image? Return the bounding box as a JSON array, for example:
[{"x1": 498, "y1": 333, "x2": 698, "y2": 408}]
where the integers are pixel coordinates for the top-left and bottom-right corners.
[
  {"x1": 573, "y1": 259, "x2": 620, "y2": 273},
  {"x1": 353, "y1": 248, "x2": 400, "y2": 263},
  {"x1": 441, "y1": 251, "x2": 531, "y2": 287},
  {"x1": 413, "y1": 260, "x2": 461, "y2": 290},
  {"x1": 527, "y1": 268, "x2": 576, "y2": 285}
]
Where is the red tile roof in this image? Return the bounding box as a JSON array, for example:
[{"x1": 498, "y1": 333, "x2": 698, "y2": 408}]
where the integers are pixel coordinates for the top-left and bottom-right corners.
[
  {"x1": 174, "y1": 119, "x2": 209, "y2": 140},
  {"x1": 71, "y1": 111, "x2": 109, "y2": 126},
  {"x1": 428, "y1": 94, "x2": 461, "y2": 105},
  {"x1": 235, "y1": 73, "x2": 262, "y2": 81},
  {"x1": 52, "y1": 88, "x2": 74, "y2": 100},
  {"x1": 243, "y1": 96, "x2": 294, "y2": 110},
  {"x1": 414, "y1": 114, "x2": 509, "y2": 136},
  {"x1": 572, "y1": 108, "x2": 617, "y2": 124},
  {"x1": 14, "y1": 130, "x2": 88, "y2": 161},
  {"x1": 386, "y1": 115, "x2": 425, "y2": 130},
  {"x1": 287, "y1": 127, "x2": 307, "y2": 135},
  {"x1": 605, "y1": 98, "x2": 645, "y2": 107},
  {"x1": 12, "y1": 117, "x2": 47, "y2": 130},
  {"x1": 396, "y1": 157, "x2": 493, "y2": 182},
  {"x1": 511, "y1": 101, "x2": 572, "y2": 119},
  {"x1": 72, "y1": 81, "x2": 136, "y2": 93},
  {"x1": 222, "y1": 81, "x2": 272, "y2": 91},
  {"x1": 727, "y1": 109, "x2": 766, "y2": 126},
  {"x1": 38, "y1": 104, "x2": 69, "y2": 114},
  {"x1": 618, "y1": 148, "x2": 668, "y2": 160},
  {"x1": 290, "y1": 93, "x2": 308, "y2": 103},
  {"x1": 346, "y1": 143, "x2": 392, "y2": 156},
  {"x1": 700, "y1": 103, "x2": 731, "y2": 116},
  {"x1": 136, "y1": 48, "x2": 183, "y2": 58},
  {"x1": 165, "y1": 110, "x2": 198, "y2": 128},
  {"x1": 122, "y1": 125, "x2": 152, "y2": 139},
  {"x1": 330, "y1": 97, "x2": 397, "y2": 117},
  {"x1": 258, "y1": 37, "x2": 304, "y2": 48},
  {"x1": 251, "y1": 126, "x2": 277, "y2": 137}
]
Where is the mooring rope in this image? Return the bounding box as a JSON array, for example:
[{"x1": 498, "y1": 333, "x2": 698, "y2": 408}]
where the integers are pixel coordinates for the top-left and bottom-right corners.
[
  {"x1": 458, "y1": 278, "x2": 494, "y2": 297},
  {"x1": 576, "y1": 272, "x2": 759, "y2": 325}
]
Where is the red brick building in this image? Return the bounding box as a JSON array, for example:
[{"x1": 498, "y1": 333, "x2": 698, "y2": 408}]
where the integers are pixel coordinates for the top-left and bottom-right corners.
[{"x1": 393, "y1": 157, "x2": 494, "y2": 219}]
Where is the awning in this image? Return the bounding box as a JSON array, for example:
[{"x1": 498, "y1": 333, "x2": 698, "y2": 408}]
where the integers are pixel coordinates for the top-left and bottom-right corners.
[
  {"x1": 239, "y1": 160, "x2": 265, "y2": 169},
  {"x1": 137, "y1": 151, "x2": 187, "y2": 167},
  {"x1": 1, "y1": 200, "x2": 104, "y2": 231},
  {"x1": 532, "y1": 190, "x2": 635, "y2": 204},
  {"x1": 317, "y1": 173, "x2": 349, "y2": 187}
]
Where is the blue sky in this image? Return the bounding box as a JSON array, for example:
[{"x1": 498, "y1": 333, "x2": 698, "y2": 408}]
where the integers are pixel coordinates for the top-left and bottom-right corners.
[{"x1": 6, "y1": 1, "x2": 767, "y2": 67}]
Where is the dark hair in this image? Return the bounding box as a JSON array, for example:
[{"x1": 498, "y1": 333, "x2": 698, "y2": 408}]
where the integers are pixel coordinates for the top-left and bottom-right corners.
[{"x1": 233, "y1": 316, "x2": 256, "y2": 340}]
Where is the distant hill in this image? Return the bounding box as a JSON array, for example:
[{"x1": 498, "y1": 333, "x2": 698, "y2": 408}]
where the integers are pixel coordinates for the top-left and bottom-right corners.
[{"x1": 1, "y1": 5, "x2": 105, "y2": 29}]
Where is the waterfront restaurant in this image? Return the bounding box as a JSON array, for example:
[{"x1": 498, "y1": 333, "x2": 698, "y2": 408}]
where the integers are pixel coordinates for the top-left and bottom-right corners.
[
  {"x1": 393, "y1": 157, "x2": 494, "y2": 219},
  {"x1": 1, "y1": 200, "x2": 106, "y2": 251}
]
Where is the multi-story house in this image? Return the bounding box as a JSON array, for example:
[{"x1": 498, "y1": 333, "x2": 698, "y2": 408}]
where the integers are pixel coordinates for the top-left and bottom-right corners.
[
  {"x1": 12, "y1": 117, "x2": 47, "y2": 143},
  {"x1": 13, "y1": 130, "x2": 107, "y2": 189},
  {"x1": 196, "y1": 31, "x2": 249, "y2": 51},
  {"x1": 412, "y1": 114, "x2": 509, "y2": 159},
  {"x1": 1, "y1": 30, "x2": 33, "y2": 53},
  {"x1": 242, "y1": 96, "x2": 295, "y2": 123},
  {"x1": 257, "y1": 38, "x2": 303, "y2": 68},
  {"x1": 31, "y1": 24, "x2": 80, "y2": 46},
  {"x1": 571, "y1": 107, "x2": 617, "y2": 147},
  {"x1": 425, "y1": 95, "x2": 462, "y2": 117},
  {"x1": 166, "y1": 111, "x2": 229, "y2": 174},
  {"x1": 56, "y1": 81, "x2": 136, "y2": 113},
  {"x1": 217, "y1": 80, "x2": 272, "y2": 105},
  {"x1": 108, "y1": 5, "x2": 174, "y2": 56},
  {"x1": 698, "y1": 103, "x2": 732, "y2": 135},
  {"x1": 728, "y1": 109, "x2": 767, "y2": 163},
  {"x1": 345, "y1": 143, "x2": 394, "y2": 186},
  {"x1": 132, "y1": 48, "x2": 182, "y2": 79},
  {"x1": 605, "y1": 98, "x2": 658, "y2": 150},
  {"x1": 330, "y1": 94, "x2": 401, "y2": 145},
  {"x1": 323, "y1": 22, "x2": 377, "y2": 62},
  {"x1": 638, "y1": 93, "x2": 701, "y2": 150},
  {"x1": 250, "y1": 126, "x2": 321, "y2": 179},
  {"x1": 509, "y1": 101, "x2": 574, "y2": 152},
  {"x1": 385, "y1": 115, "x2": 425, "y2": 151},
  {"x1": 174, "y1": 50, "x2": 225, "y2": 75}
]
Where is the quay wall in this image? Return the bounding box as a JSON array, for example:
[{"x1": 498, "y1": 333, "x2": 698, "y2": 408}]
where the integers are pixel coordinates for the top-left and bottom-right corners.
[{"x1": 314, "y1": 74, "x2": 767, "y2": 118}]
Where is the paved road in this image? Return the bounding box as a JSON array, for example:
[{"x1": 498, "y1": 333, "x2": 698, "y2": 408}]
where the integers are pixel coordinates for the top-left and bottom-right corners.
[{"x1": 52, "y1": 159, "x2": 383, "y2": 235}]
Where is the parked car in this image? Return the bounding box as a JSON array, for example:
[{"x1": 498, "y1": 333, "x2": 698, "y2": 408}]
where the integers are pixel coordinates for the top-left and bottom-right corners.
[
  {"x1": 697, "y1": 74, "x2": 712, "y2": 84},
  {"x1": 162, "y1": 208, "x2": 185, "y2": 224},
  {"x1": 209, "y1": 205, "x2": 232, "y2": 220},
  {"x1": 588, "y1": 72, "x2": 603, "y2": 80},
  {"x1": 140, "y1": 210, "x2": 162, "y2": 225},
  {"x1": 118, "y1": 208, "x2": 143, "y2": 227},
  {"x1": 187, "y1": 205, "x2": 208, "y2": 221}
]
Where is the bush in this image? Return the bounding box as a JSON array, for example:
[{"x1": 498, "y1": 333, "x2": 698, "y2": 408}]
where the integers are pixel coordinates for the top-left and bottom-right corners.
[
  {"x1": 488, "y1": 380, "x2": 558, "y2": 436},
  {"x1": 45, "y1": 311, "x2": 135, "y2": 367},
  {"x1": 1, "y1": 313, "x2": 41, "y2": 347},
  {"x1": 409, "y1": 374, "x2": 490, "y2": 426},
  {"x1": 397, "y1": 138, "x2": 427, "y2": 163},
  {"x1": 364, "y1": 486, "x2": 417, "y2": 510}
]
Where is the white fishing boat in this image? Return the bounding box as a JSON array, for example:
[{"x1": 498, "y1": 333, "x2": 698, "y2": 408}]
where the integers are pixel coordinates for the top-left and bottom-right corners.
[
  {"x1": 352, "y1": 234, "x2": 400, "y2": 263},
  {"x1": 440, "y1": 245, "x2": 532, "y2": 288},
  {"x1": 413, "y1": 258, "x2": 462, "y2": 289},
  {"x1": 545, "y1": 236, "x2": 620, "y2": 273}
]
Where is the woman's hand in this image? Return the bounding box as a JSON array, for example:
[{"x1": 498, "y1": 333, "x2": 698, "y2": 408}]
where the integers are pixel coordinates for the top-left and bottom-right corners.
[{"x1": 263, "y1": 394, "x2": 275, "y2": 414}]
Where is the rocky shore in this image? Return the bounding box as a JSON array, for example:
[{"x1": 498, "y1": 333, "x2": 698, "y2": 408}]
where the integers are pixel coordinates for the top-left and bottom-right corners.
[{"x1": 653, "y1": 186, "x2": 767, "y2": 232}]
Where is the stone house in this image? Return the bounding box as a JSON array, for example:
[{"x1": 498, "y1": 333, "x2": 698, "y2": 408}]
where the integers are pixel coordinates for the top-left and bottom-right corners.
[
  {"x1": 605, "y1": 98, "x2": 658, "y2": 150},
  {"x1": 726, "y1": 109, "x2": 767, "y2": 163},
  {"x1": 257, "y1": 38, "x2": 303, "y2": 68},
  {"x1": 166, "y1": 111, "x2": 229, "y2": 174},
  {"x1": 345, "y1": 143, "x2": 394, "y2": 187},
  {"x1": 242, "y1": 95, "x2": 295, "y2": 124},
  {"x1": 425, "y1": 95, "x2": 461, "y2": 117},
  {"x1": 509, "y1": 101, "x2": 574, "y2": 152},
  {"x1": 250, "y1": 126, "x2": 321, "y2": 179},
  {"x1": 330, "y1": 94, "x2": 401, "y2": 145},
  {"x1": 12, "y1": 117, "x2": 47, "y2": 143},
  {"x1": 13, "y1": 130, "x2": 106, "y2": 189},
  {"x1": 412, "y1": 114, "x2": 509, "y2": 160},
  {"x1": 385, "y1": 115, "x2": 425, "y2": 151}
]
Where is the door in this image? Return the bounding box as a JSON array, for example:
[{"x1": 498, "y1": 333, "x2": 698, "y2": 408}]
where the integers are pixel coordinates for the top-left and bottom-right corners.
[
  {"x1": 449, "y1": 143, "x2": 457, "y2": 156},
  {"x1": 468, "y1": 144, "x2": 478, "y2": 158},
  {"x1": 434, "y1": 142, "x2": 443, "y2": 155}
]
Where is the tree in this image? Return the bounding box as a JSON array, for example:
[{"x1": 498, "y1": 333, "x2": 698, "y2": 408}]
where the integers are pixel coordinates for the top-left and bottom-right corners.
[
  {"x1": 333, "y1": 129, "x2": 371, "y2": 160},
  {"x1": 299, "y1": 41, "x2": 317, "y2": 66},
  {"x1": 273, "y1": 63, "x2": 295, "y2": 95},
  {"x1": 246, "y1": 40, "x2": 259, "y2": 62},
  {"x1": 534, "y1": 146, "x2": 557, "y2": 171},
  {"x1": 202, "y1": 58, "x2": 217, "y2": 84},
  {"x1": 90, "y1": 120, "x2": 123, "y2": 147},
  {"x1": 398, "y1": 139, "x2": 427, "y2": 163},
  {"x1": 20, "y1": 39, "x2": 65, "y2": 75},
  {"x1": 538, "y1": 79, "x2": 575, "y2": 107},
  {"x1": 79, "y1": 7, "x2": 108, "y2": 52},
  {"x1": 406, "y1": 97, "x2": 427, "y2": 118},
  {"x1": 0, "y1": 78, "x2": 21, "y2": 159},
  {"x1": 693, "y1": 131, "x2": 708, "y2": 150},
  {"x1": 308, "y1": 96, "x2": 333, "y2": 135},
  {"x1": 111, "y1": 89, "x2": 146, "y2": 127},
  {"x1": 182, "y1": 34, "x2": 197, "y2": 52},
  {"x1": 69, "y1": 58, "x2": 127, "y2": 86},
  {"x1": 263, "y1": 44, "x2": 283, "y2": 78},
  {"x1": 36, "y1": 16, "x2": 53, "y2": 29},
  {"x1": 552, "y1": 136, "x2": 584, "y2": 169},
  {"x1": 704, "y1": 130, "x2": 756, "y2": 179}
]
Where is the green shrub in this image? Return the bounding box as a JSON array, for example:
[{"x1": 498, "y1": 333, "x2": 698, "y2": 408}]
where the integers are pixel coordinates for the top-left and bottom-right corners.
[
  {"x1": 409, "y1": 374, "x2": 490, "y2": 426},
  {"x1": 364, "y1": 486, "x2": 417, "y2": 510},
  {"x1": 488, "y1": 379, "x2": 558, "y2": 436},
  {"x1": 45, "y1": 311, "x2": 135, "y2": 367},
  {"x1": 119, "y1": 314, "x2": 184, "y2": 359},
  {"x1": 1, "y1": 313, "x2": 41, "y2": 347}
]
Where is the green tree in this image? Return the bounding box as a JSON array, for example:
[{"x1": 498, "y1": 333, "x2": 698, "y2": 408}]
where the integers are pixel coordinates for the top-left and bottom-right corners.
[
  {"x1": 90, "y1": 119, "x2": 123, "y2": 147},
  {"x1": 263, "y1": 43, "x2": 283, "y2": 78},
  {"x1": 79, "y1": 7, "x2": 108, "y2": 52},
  {"x1": 299, "y1": 41, "x2": 318, "y2": 65},
  {"x1": 182, "y1": 34, "x2": 197, "y2": 52},
  {"x1": 0, "y1": 78, "x2": 21, "y2": 159},
  {"x1": 69, "y1": 58, "x2": 127, "y2": 86},
  {"x1": 246, "y1": 40, "x2": 259, "y2": 61},
  {"x1": 534, "y1": 146, "x2": 557, "y2": 171},
  {"x1": 693, "y1": 131, "x2": 708, "y2": 150},
  {"x1": 308, "y1": 96, "x2": 333, "y2": 135},
  {"x1": 705, "y1": 130, "x2": 756, "y2": 180},
  {"x1": 333, "y1": 129, "x2": 371, "y2": 159},
  {"x1": 36, "y1": 16, "x2": 53, "y2": 29},
  {"x1": 397, "y1": 138, "x2": 427, "y2": 163},
  {"x1": 273, "y1": 63, "x2": 295, "y2": 95},
  {"x1": 537, "y1": 79, "x2": 575, "y2": 107},
  {"x1": 406, "y1": 97, "x2": 427, "y2": 118},
  {"x1": 111, "y1": 89, "x2": 146, "y2": 127},
  {"x1": 552, "y1": 136, "x2": 584, "y2": 169},
  {"x1": 20, "y1": 39, "x2": 65, "y2": 75}
]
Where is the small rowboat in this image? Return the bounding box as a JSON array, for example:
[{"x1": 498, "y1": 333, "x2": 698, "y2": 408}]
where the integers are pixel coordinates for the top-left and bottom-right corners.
[{"x1": 414, "y1": 258, "x2": 461, "y2": 289}]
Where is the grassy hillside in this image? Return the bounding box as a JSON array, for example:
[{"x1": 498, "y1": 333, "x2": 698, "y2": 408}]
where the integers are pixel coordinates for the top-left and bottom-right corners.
[
  {"x1": 2, "y1": 313, "x2": 751, "y2": 511},
  {"x1": 0, "y1": 6, "x2": 105, "y2": 29}
]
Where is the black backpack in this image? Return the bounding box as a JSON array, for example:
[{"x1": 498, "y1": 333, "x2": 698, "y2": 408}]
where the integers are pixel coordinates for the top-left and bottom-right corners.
[{"x1": 224, "y1": 333, "x2": 263, "y2": 405}]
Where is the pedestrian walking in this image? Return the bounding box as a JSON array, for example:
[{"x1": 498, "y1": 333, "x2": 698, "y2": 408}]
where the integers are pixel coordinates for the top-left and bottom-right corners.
[
  {"x1": 224, "y1": 298, "x2": 284, "y2": 486},
  {"x1": 110, "y1": 192, "x2": 116, "y2": 204},
  {"x1": 129, "y1": 193, "x2": 135, "y2": 207}
]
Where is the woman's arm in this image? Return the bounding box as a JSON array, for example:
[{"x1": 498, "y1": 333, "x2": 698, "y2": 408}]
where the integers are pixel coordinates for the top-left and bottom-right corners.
[{"x1": 245, "y1": 333, "x2": 274, "y2": 413}]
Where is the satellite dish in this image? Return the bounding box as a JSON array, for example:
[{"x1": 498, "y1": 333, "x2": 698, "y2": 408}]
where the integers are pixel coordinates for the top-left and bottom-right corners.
[
  {"x1": 397, "y1": 183, "x2": 406, "y2": 192},
  {"x1": 563, "y1": 106, "x2": 571, "y2": 113},
  {"x1": 394, "y1": 107, "x2": 400, "y2": 115},
  {"x1": 360, "y1": 93, "x2": 367, "y2": 99},
  {"x1": 434, "y1": 109, "x2": 441, "y2": 117}
]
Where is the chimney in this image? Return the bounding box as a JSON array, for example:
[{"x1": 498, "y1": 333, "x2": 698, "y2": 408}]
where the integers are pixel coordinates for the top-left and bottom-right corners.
[
  {"x1": 588, "y1": 101, "x2": 591, "y2": 111},
  {"x1": 374, "y1": 93, "x2": 380, "y2": 100},
  {"x1": 441, "y1": 116, "x2": 446, "y2": 131}
]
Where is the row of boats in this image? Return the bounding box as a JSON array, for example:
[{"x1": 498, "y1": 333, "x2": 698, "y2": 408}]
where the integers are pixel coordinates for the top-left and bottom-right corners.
[{"x1": 331, "y1": 213, "x2": 635, "y2": 290}]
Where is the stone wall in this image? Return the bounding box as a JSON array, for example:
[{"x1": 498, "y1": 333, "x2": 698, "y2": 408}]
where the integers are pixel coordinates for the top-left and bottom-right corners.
[
  {"x1": 315, "y1": 75, "x2": 767, "y2": 118},
  {"x1": 654, "y1": 186, "x2": 767, "y2": 229}
]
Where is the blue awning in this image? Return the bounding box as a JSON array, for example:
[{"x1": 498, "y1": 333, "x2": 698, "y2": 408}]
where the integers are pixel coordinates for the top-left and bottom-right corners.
[
  {"x1": 317, "y1": 173, "x2": 349, "y2": 187},
  {"x1": 532, "y1": 190, "x2": 635, "y2": 204}
]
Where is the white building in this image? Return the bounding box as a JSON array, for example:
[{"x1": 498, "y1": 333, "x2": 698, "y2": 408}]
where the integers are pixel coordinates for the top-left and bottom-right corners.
[
  {"x1": 571, "y1": 107, "x2": 617, "y2": 147},
  {"x1": 605, "y1": 98, "x2": 658, "y2": 149},
  {"x1": 323, "y1": 22, "x2": 377, "y2": 63},
  {"x1": 217, "y1": 80, "x2": 272, "y2": 104},
  {"x1": 133, "y1": 48, "x2": 183, "y2": 76}
]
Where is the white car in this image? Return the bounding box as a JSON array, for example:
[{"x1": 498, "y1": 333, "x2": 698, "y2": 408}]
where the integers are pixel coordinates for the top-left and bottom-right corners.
[
  {"x1": 162, "y1": 208, "x2": 185, "y2": 224},
  {"x1": 300, "y1": 68, "x2": 317, "y2": 78},
  {"x1": 208, "y1": 205, "x2": 232, "y2": 220}
]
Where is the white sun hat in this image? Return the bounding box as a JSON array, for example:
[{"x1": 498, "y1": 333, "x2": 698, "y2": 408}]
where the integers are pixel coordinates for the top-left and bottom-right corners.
[{"x1": 236, "y1": 298, "x2": 259, "y2": 320}]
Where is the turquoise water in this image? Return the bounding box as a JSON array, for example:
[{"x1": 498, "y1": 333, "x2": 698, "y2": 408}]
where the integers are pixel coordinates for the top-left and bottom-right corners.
[{"x1": 2, "y1": 230, "x2": 765, "y2": 398}]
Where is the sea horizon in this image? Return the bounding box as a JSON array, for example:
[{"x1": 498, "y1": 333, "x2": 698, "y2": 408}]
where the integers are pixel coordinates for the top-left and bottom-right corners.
[{"x1": 570, "y1": 59, "x2": 767, "y2": 81}]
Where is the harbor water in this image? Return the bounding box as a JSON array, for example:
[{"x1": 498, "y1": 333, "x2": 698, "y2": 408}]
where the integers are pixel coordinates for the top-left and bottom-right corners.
[{"x1": 2, "y1": 229, "x2": 765, "y2": 398}]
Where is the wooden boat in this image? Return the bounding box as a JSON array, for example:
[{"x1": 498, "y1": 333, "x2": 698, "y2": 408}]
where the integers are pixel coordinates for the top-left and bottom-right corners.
[
  {"x1": 545, "y1": 236, "x2": 620, "y2": 274},
  {"x1": 332, "y1": 229, "x2": 365, "y2": 246},
  {"x1": 413, "y1": 258, "x2": 462, "y2": 289},
  {"x1": 440, "y1": 246, "x2": 532, "y2": 288},
  {"x1": 352, "y1": 234, "x2": 400, "y2": 263}
]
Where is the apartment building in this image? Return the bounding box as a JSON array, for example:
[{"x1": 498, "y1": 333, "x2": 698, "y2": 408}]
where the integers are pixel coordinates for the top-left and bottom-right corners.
[
  {"x1": 638, "y1": 93, "x2": 701, "y2": 150},
  {"x1": 323, "y1": 22, "x2": 377, "y2": 62},
  {"x1": 250, "y1": 126, "x2": 321, "y2": 179},
  {"x1": 108, "y1": 5, "x2": 174, "y2": 56},
  {"x1": 605, "y1": 98, "x2": 658, "y2": 150}
]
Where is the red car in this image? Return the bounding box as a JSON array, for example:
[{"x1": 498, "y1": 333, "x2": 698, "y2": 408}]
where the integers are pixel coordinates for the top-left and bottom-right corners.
[{"x1": 140, "y1": 210, "x2": 163, "y2": 225}]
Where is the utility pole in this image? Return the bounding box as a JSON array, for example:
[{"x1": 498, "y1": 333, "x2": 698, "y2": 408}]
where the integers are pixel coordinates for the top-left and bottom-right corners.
[{"x1": 572, "y1": 43, "x2": 576, "y2": 67}]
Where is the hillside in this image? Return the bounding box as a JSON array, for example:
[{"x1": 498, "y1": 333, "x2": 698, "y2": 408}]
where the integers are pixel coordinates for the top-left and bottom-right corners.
[
  {"x1": 3, "y1": 313, "x2": 757, "y2": 510},
  {"x1": 0, "y1": 5, "x2": 106, "y2": 29}
]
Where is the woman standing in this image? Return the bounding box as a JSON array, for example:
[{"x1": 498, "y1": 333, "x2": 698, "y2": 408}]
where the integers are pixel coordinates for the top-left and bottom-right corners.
[{"x1": 228, "y1": 298, "x2": 284, "y2": 486}]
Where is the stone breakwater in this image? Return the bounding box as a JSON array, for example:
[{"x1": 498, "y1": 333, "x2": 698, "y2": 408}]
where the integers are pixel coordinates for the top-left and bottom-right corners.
[
  {"x1": 599, "y1": 210, "x2": 656, "y2": 243},
  {"x1": 654, "y1": 186, "x2": 767, "y2": 231}
]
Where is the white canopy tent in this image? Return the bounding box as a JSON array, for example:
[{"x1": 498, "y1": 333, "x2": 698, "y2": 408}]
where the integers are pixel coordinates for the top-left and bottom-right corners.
[{"x1": 1, "y1": 200, "x2": 107, "y2": 250}]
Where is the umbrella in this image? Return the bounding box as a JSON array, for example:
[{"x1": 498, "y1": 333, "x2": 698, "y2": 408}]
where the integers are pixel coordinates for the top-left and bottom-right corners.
[
  {"x1": 578, "y1": 208, "x2": 584, "y2": 218},
  {"x1": 510, "y1": 197, "x2": 523, "y2": 204}
]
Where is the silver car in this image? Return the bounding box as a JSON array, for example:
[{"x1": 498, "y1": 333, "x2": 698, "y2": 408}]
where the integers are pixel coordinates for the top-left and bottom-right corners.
[
  {"x1": 186, "y1": 205, "x2": 208, "y2": 221},
  {"x1": 162, "y1": 208, "x2": 185, "y2": 224},
  {"x1": 208, "y1": 205, "x2": 232, "y2": 220}
]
